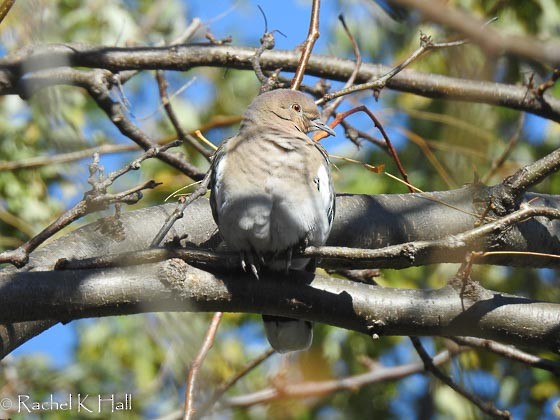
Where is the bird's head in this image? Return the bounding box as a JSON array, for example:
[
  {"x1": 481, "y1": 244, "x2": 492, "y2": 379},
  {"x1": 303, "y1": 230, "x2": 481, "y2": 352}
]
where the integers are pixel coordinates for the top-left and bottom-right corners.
[{"x1": 244, "y1": 89, "x2": 335, "y2": 137}]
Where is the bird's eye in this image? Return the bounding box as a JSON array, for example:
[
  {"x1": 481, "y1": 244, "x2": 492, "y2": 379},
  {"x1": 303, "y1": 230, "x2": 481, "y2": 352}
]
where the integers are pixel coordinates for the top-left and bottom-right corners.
[{"x1": 291, "y1": 103, "x2": 302, "y2": 113}]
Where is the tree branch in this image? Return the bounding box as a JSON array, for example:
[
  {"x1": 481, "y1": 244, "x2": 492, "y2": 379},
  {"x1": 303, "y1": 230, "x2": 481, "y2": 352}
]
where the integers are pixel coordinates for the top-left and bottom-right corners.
[
  {"x1": 184, "y1": 312, "x2": 222, "y2": 420},
  {"x1": 291, "y1": 0, "x2": 321, "y2": 90},
  {"x1": 3, "y1": 186, "x2": 560, "y2": 356},
  {"x1": 225, "y1": 348, "x2": 462, "y2": 408},
  {"x1": 1, "y1": 261, "x2": 558, "y2": 355},
  {"x1": 2, "y1": 45, "x2": 560, "y2": 122}
]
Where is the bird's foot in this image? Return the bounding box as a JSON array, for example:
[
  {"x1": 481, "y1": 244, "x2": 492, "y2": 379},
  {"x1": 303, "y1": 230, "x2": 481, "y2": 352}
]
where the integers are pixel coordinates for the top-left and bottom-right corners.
[{"x1": 241, "y1": 251, "x2": 260, "y2": 280}]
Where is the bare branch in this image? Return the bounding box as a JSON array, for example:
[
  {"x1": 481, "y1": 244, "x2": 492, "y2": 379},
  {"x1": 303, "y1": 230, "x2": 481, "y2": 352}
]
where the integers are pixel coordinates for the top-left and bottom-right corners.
[
  {"x1": 291, "y1": 0, "x2": 321, "y2": 90},
  {"x1": 11, "y1": 67, "x2": 205, "y2": 179},
  {"x1": 501, "y1": 147, "x2": 560, "y2": 207},
  {"x1": 314, "y1": 106, "x2": 411, "y2": 189},
  {"x1": 225, "y1": 348, "x2": 464, "y2": 407},
  {"x1": 322, "y1": 14, "x2": 362, "y2": 120},
  {"x1": 250, "y1": 6, "x2": 285, "y2": 92},
  {"x1": 0, "y1": 116, "x2": 239, "y2": 172},
  {"x1": 2, "y1": 45, "x2": 560, "y2": 122},
  {"x1": 184, "y1": 312, "x2": 223, "y2": 420},
  {"x1": 0, "y1": 145, "x2": 169, "y2": 267},
  {"x1": 410, "y1": 337, "x2": 510, "y2": 418},
  {"x1": 304, "y1": 205, "x2": 560, "y2": 269},
  {"x1": 318, "y1": 31, "x2": 465, "y2": 105},
  {"x1": 0, "y1": 0, "x2": 15, "y2": 25},
  {"x1": 536, "y1": 69, "x2": 560, "y2": 97},
  {"x1": 451, "y1": 336, "x2": 560, "y2": 376},
  {"x1": 150, "y1": 171, "x2": 212, "y2": 248},
  {"x1": 2, "y1": 259, "x2": 560, "y2": 354},
  {"x1": 0, "y1": 143, "x2": 136, "y2": 171},
  {"x1": 195, "y1": 348, "x2": 275, "y2": 418},
  {"x1": 155, "y1": 71, "x2": 213, "y2": 160},
  {"x1": 481, "y1": 113, "x2": 524, "y2": 184}
]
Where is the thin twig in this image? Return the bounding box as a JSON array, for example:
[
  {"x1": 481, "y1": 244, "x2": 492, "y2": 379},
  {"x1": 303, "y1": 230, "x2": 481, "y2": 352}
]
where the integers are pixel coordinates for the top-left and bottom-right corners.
[
  {"x1": 104, "y1": 140, "x2": 182, "y2": 186},
  {"x1": 150, "y1": 170, "x2": 212, "y2": 248},
  {"x1": 291, "y1": 0, "x2": 321, "y2": 90},
  {"x1": 322, "y1": 14, "x2": 362, "y2": 120},
  {"x1": 16, "y1": 66, "x2": 202, "y2": 179},
  {"x1": 340, "y1": 119, "x2": 388, "y2": 151},
  {"x1": 481, "y1": 113, "x2": 524, "y2": 184},
  {"x1": 83, "y1": 70, "x2": 205, "y2": 180},
  {"x1": 250, "y1": 6, "x2": 285, "y2": 92},
  {"x1": 318, "y1": 32, "x2": 466, "y2": 104},
  {"x1": 183, "y1": 312, "x2": 223, "y2": 420},
  {"x1": 302, "y1": 205, "x2": 560, "y2": 265},
  {"x1": 451, "y1": 336, "x2": 560, "y2": 376},
  {"x1": 504, "y1": 146, "x2": 560, "y2": 200},
  {"x1": 314, "y1": 105, "x2": 412, "y2": 191},
  {"x1": 0, "y1": 143, "x2": 139, "y2": 172},
  {"x1": 155, "y1": 71, "x2": 213, "y2": 160},
  {"x1": 0, "y1": 114, "x2": 239, "y2": 172},
  {"x1": 225, "y1": 348, "x2": 466, "y2": 407},
  {"x1": 0, "y1": 149, "x2": 165, "y2": 267},
  {"x1": 410, "y1": 337, "x2": 511, "y2": 418},
  {"x1": 194, "y1": 348, "x2": 275, "y2": 418},
  {"x1": 536, "y1": 69, "x2": 560, "y2": 97}
]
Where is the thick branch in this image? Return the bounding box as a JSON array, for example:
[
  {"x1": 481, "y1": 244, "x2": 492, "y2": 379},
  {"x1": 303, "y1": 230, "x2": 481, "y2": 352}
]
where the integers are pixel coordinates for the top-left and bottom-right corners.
[
  {"x1": 3, "y1": 187, "x2": 560, "y2": 356},
  {"x1": 0, "y1": 260, "x2": 559, "y2": 354},
  {"x1": 22, "y1": 189, "x2": 560, "y2": 271},
  {"x1": 1, "y1": 45, "x2": 559, "y2": 122}
]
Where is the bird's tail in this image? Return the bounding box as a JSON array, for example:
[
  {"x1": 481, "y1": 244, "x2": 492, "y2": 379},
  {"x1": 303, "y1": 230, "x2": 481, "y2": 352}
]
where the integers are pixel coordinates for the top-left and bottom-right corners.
[{"x1": 262, "y1": 315, "x2": 313, "y2": 353}]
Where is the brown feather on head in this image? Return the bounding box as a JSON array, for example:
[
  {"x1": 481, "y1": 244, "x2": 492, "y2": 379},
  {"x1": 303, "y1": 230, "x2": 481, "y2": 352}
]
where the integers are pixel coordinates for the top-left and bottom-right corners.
[{"x1": 243, "y1": 89, "x2": 335, "y2": 136}]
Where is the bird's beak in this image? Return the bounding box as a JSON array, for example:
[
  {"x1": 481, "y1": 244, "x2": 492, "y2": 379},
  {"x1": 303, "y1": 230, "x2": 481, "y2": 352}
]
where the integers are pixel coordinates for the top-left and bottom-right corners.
[{"x1": 310, "y1": 118, "x2": 336, "y2": 137}]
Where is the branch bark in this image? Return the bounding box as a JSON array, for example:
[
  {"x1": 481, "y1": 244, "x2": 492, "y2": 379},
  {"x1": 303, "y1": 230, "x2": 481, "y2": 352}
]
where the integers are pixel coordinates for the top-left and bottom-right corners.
[
  {"x1": 1, "y1": 44, "x2": 559, "y2": 122},
  {"x1": 2, "y1": 187, "x2": 560, "y2": 357},
  {"x1": 0, "y1": 259, "x2": 559, "y2": 354}
]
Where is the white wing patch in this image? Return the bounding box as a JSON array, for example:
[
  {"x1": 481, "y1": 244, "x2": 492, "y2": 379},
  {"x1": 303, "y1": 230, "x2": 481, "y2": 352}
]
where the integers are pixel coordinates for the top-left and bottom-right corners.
[
  {"x1": 213, "y1": 155, "x2": 227, "y2": 211},
  {"x1": 315, "y1": 165, "x2": 332, "y2": 210}
]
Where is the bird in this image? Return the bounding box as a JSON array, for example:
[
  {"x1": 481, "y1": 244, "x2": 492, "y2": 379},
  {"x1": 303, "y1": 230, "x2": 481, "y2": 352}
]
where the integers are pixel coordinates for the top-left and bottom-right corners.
[{"x1": 209, "y1": 88, "x2": 336, "y2": 353}]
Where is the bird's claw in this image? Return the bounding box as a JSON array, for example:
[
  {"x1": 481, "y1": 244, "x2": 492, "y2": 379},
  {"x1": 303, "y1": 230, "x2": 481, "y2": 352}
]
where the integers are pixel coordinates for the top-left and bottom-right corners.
[{"x1": 241, "y1": 251, "x2": 260, "y2": 280}]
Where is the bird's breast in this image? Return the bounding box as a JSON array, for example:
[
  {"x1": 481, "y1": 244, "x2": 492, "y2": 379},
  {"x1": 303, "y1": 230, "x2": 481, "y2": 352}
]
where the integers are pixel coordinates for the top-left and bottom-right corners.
[{"x1": 214, "y1": 134, "x2": 331, "y2": 253}]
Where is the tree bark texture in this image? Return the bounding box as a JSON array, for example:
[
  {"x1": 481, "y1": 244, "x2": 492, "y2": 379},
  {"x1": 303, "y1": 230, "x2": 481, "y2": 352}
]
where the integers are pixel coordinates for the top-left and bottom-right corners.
[{"x1": 2, "y1": 186, "x2": 560, "y2": 357}]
